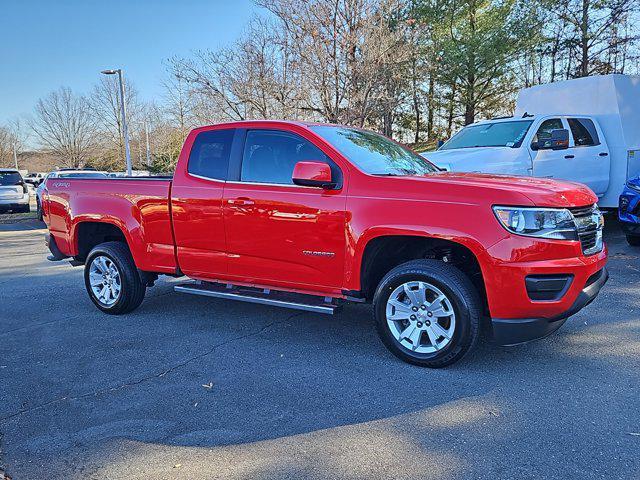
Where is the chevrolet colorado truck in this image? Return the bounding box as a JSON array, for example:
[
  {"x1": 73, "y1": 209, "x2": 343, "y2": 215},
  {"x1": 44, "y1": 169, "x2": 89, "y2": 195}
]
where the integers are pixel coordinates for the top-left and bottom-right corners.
[{"x1": 42, "y1": 121, "x2": 608, "y2": 367}]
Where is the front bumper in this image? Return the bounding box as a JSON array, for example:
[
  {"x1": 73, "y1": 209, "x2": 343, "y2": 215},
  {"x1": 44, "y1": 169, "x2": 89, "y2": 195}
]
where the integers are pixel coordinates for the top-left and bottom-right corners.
[
  {"x1": 491, "y1": 267, "x2": 608, "y2": 345},
  {"x1": 480, "y1": 228, "x2": 608, "y2": 345}
]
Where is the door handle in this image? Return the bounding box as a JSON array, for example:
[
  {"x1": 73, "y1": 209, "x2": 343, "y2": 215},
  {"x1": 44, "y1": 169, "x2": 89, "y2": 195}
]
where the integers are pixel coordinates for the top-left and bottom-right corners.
[
  {"x1": 564, "y1": 155, "x2": 575, "y2": 159},
  {"x1": 227, "y1": 197, "x2": 255, "y2": 206},
  {"x1": 599, "y1": 152, "x2": 609, "y2": 157}
]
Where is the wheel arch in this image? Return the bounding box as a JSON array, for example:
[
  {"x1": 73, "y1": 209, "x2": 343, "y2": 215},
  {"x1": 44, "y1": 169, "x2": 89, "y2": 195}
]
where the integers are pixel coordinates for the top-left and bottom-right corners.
[
  {"x1": 352, "y1": 230, "x2": 487, "y2": 310},
  {"x1": 72, "y1": 219, "x2": 134, "y2": 263}
]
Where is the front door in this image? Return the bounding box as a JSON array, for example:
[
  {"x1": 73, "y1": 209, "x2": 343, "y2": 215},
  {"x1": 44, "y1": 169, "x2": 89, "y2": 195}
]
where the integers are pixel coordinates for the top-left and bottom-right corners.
[
  {"x1": 531, "y1": 117, "x2": 610, "y2": 195},
  {"x1": 223, "y1": 129, "x2": 347, "y2": 292}
]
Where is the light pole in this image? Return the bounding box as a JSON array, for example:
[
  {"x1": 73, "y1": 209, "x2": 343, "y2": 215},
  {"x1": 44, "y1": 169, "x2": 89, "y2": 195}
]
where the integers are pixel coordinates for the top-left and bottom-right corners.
[
  {"x1": 144, "y1": 122, "x2": 151, "y2": 168},
  {"x1": 101, "y1": 69, "x2": 132, "y2": 175}
]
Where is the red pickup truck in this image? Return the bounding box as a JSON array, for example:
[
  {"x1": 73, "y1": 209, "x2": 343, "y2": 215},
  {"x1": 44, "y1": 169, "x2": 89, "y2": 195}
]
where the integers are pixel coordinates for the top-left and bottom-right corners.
[{"x1": 43, "y1": 120, "x2": 608, "y2": 367}]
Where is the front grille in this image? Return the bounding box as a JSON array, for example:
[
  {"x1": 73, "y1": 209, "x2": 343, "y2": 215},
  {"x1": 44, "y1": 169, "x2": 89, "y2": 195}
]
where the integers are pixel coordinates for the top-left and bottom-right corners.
[
  {"x1": 579, "y1": 230, "x2": 598, "y2": 251},
  {"x1": 569, "y1": 204, "x2": 603, "y2": 255},
  {"x1": 570, "y1": 205, "x2": 595, "y2": 217}
]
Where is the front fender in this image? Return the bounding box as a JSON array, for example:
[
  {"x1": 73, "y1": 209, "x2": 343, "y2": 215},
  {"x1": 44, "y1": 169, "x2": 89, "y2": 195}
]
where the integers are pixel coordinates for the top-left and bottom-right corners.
[{"x1": 345, "y1": 225, "x2": 491, "y2": 292}]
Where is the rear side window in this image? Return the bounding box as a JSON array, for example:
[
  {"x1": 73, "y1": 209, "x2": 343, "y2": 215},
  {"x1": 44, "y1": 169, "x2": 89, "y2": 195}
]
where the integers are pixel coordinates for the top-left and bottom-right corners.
[
  {"x1": 188, "y1": 129, "x2": 235, "y2": 180},
  {"x1": 241, "y1": 130, "x2": 328, "y2": 185},
  {"x1": 568, "y1": 118, "x2": 600, "y2": 147}
]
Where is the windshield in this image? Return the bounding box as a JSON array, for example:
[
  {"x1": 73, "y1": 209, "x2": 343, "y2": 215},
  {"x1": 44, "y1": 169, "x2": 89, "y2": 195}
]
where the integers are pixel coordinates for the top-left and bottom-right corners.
[
  {"x1": 0, "y1": 171, "x2": 23, "y2": 186},
  {"x1": 311, "y1": 126, "x2": 438, "y2": 176},
  {"x1": 440, "y1": 120, "x2": 533, "y2": 150}
]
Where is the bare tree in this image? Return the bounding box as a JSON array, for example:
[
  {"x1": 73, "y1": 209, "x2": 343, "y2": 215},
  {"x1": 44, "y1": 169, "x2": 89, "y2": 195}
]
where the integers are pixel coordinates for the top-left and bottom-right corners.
[
  {"x1": 168, "y1": 1, "x2": 410, "y2": 135},
  {"x1": 30, "y1": 87, "x2": 96, "y2": 168},
  {"x1": 161, "y1": 73, "x2": 197, "y2": 134},
  {"x1": 543, "y1": 0, "x2": 639, "y2": 78},
  {"x1": 258, "y1": 0, "x2": 410, "y2": 128},
  {"x1": 168, "y1": 16, "x2": 304, "y2": 123},
  {"x1": 90, "y1": 74, "x2": 141, "y2": 163},
  {"x1": 0, "y1": 126, "x2": 16, "y2": 168},
  {"x1": 0, "y1": 119, "x2": 27, "y2": 168}
]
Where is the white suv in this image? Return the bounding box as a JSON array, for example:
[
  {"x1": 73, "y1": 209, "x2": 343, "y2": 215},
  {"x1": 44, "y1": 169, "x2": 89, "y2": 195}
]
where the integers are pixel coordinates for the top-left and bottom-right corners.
[{"x1": 0, "y1": 169, "x2": 30, "y2": 213}]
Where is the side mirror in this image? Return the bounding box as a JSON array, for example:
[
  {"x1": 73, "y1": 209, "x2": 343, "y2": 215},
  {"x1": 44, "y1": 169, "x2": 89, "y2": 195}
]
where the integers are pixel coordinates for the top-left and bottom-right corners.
[{"x1": 292, "y1": 161, "x2": 335, "y2": 189}]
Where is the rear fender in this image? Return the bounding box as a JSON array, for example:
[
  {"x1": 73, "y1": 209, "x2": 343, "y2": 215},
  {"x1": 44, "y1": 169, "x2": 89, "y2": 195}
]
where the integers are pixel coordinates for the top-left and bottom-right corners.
[{"x1": 70, "y1": 216, "x2": 138, "y2": 261}]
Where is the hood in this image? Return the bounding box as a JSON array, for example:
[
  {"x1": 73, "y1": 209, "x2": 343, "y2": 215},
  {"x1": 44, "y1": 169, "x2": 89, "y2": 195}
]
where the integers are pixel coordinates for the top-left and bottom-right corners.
[
  {"x1": 422, "y1": 147, "x2": 523, "y2": 175},
  {"x1": 391, "y1": 172, "x2": 598, "y2": 208}
]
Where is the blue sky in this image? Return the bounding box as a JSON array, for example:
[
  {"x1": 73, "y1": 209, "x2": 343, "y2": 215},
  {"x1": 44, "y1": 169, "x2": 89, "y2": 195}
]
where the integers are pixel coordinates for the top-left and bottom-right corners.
[{"x1": 0, "y1": 0, "x2": 258, "y2": 124}]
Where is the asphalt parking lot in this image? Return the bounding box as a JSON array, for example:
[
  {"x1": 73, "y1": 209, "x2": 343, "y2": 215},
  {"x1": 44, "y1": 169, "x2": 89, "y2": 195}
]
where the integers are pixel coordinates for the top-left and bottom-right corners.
[{"x1": 0, "y1": 214, "x2": 638, "y2": 480}]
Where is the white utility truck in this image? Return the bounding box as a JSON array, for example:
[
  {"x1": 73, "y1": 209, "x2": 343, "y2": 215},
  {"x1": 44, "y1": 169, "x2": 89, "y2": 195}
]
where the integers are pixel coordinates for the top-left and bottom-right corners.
[{"x1": 423, "y1": 74, "x2": 640, "y2": 208}]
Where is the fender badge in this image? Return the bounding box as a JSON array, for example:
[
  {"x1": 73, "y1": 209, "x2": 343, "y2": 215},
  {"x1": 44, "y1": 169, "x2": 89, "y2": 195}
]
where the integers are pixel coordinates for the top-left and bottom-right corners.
[{"x1": 303, "y1": 250, "x2": 335, "y2": 258}]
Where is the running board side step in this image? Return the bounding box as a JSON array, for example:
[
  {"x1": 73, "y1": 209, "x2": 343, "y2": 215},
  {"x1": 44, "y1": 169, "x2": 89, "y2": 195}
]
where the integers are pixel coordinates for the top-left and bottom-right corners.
[{"x1": 174, "y1": 281, "x2": 342, "y2": 315}]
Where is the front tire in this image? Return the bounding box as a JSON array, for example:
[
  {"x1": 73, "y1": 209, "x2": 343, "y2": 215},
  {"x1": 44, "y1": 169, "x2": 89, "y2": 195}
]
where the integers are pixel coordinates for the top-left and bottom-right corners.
[
  {"x1": 626, "y1": 235, "x2": 640, "y2": 246},
  {"x1": 84, "y1": 242, "x2": 146, "y2": 314},
  {"x1": 373, "y1": 260, "x2": 481, "y2": 368}
]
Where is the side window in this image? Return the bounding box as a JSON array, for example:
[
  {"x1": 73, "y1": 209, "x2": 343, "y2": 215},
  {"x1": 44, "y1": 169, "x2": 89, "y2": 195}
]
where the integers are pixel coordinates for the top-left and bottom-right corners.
[
  {"x1": 241, "y1": 130, "x2": 328, "y2": 185},
  {"x1": 531, "y1": 118, "x2": 563, "y2": 150},
  {"x1": 568, "y1": 118, "x2": 599, "y2": 147},
  {"x1": 187, "y1": 129, "x2": 235, "y2": 180}
]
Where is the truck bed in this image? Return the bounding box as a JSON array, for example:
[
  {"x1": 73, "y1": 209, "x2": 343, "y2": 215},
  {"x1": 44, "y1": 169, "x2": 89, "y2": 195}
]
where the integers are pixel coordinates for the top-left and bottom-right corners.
[{"x1": 45, "y1": 177, "x2": 178, "y2": 273}]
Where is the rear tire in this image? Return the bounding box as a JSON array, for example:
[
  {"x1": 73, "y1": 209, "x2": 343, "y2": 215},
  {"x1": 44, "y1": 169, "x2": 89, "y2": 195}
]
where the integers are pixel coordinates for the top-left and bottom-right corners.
[
  {"x1": 373, "y1": 259, "x2": 481, "y2": 368},
  {"x1": 84, "y1": 241, "x2": 146, "y2": 314},
  {"x1": 21, "y1": 204, "x2": 30, "y2": 213},
  {"x1": 626, "y1": 235, "x2": 640, "y2": 246}
]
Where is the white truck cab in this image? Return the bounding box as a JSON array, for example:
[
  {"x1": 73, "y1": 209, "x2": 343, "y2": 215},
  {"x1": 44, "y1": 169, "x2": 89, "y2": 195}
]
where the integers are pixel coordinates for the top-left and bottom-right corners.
[{"x1": 423, "y1": 74, "x2": 640, "y2": 208}]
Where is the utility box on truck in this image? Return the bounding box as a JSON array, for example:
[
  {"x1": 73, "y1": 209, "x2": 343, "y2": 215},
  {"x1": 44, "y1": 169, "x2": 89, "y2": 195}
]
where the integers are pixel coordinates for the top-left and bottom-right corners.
[{"x1": 424, "y1": 74, "x2": 640, "y2": 208}]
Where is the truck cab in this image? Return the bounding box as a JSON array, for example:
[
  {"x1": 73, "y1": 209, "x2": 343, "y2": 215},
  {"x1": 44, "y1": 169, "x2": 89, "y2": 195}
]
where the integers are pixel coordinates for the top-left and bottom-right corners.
[
  {"x1": 425, "y1": 114, "x2": 611, "y2": 197},
  {"x1": 423, "y1": 74, "x2": 640, "y2": 209}
]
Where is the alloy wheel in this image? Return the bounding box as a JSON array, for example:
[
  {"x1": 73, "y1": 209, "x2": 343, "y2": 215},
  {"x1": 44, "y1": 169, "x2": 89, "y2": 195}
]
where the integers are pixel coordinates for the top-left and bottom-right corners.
[
  {"x1": 385, "y1": 281, "x2": 456, "y2": 354},
  {"x1": 88, "y1": 255, "x2": 122, "y2": 306}
]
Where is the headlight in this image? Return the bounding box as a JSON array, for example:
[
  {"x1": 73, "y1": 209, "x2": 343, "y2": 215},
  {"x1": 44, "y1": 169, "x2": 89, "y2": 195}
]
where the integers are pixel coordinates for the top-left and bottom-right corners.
[{"x1": 493, "y1": 206, "x2": 578, "y2": 240}]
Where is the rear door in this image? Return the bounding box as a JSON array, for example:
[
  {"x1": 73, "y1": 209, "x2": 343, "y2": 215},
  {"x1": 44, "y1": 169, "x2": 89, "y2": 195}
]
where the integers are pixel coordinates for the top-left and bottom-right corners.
[
  {"x1": 222, "y1": 128, "x2": 347, "y2": 292},
  {"x1": 565, "y1": 117, "x2": 610, "y2": 195},
  {"x1": 171, "y1": 127, "x2": 238, "y2": 280}
]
